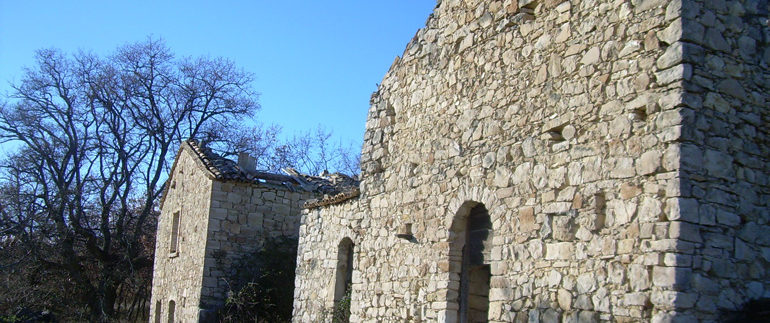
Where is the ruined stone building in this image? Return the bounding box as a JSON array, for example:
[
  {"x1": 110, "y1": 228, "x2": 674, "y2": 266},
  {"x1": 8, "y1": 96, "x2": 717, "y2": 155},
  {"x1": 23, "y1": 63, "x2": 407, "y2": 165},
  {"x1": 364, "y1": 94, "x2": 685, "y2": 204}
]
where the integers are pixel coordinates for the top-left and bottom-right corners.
[
  {"x1": 291, "y1": 0, "x2": 770, "y2": 322},
  {"x1": 150, "y1": 0, "x2": 769, "y2": 322},
  {"x1": 148, "y1": 140, "x2": 356, "y2": 322}
]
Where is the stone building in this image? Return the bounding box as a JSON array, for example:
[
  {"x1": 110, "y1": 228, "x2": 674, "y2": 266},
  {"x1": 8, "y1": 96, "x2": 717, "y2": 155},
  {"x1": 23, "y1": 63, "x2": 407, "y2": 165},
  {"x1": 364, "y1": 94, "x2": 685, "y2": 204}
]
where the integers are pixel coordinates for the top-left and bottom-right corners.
[
  {"x1": 292, "y1": 0, "x2": 769, "y2": 322},
  {"x1": 148, "y1": 140, "x2": 356, "y2": 322}
]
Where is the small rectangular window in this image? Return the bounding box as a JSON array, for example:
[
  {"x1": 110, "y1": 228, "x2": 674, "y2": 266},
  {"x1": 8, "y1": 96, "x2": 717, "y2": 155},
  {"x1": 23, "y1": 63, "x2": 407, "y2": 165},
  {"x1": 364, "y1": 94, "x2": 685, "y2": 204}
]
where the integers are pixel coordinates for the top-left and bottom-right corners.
[{"x1": 169, "y1": 211, "x2": 180, "y2": 255}]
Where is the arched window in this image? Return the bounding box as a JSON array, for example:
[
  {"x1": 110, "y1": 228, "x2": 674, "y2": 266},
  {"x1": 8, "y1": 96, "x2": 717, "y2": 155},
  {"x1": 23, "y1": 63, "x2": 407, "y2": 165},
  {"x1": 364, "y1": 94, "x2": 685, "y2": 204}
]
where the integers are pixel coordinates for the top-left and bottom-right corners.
[
  {"x1": 450, "y1": 202, "x2": 492, "y2": 322},
  {"x1": 333, "y1": 238, "x2": 354, "y2": 322},
  {"x1": 167, "y1": 300, "x2": 175, "y2": 323}
]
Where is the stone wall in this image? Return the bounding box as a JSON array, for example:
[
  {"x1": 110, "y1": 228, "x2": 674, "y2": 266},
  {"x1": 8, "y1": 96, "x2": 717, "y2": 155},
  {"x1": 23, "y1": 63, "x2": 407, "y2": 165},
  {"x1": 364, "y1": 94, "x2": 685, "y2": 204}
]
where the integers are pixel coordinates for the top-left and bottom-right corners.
[
  {"x1": 150, "y1": 144, "x2": 315, "y2": 322},
  {"x1": 293, "y1": 0, "x2": 769, "y2": 322},
  {"x1": 293, "y1": 200, "x2": 365, "y2": 321},
  {"x1": 150, "y1": 148, "x2": 214, "y2": 323},
  {"x1": 670, "y1": 0, "x2": 770, "y2": 321},
  {"x1": 199, "y1": 181, "x2": 314, "y2": 309}
]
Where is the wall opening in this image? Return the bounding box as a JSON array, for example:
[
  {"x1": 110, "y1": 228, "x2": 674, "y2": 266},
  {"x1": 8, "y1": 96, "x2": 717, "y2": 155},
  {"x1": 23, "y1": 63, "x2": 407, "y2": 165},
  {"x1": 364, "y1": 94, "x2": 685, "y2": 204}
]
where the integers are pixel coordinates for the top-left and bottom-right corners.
[
  {"x1": 154, "y1": 301, "x2": 161, "y2": 323},
  {"x1": 169, "y1": 211, "x2": 180, "y2": 254},
  {"x1": 167, "y1": 300, "x2": 175, "y2": 323},
  {"x1": 450, "y1": 202, "x2": 492, "y2": 323},
  {"x1": 519, "y1": 0, "x2": 539, "y2": 20},
  {"x1": 333, "y1": 237, "x2": 355, "y2": 321}
]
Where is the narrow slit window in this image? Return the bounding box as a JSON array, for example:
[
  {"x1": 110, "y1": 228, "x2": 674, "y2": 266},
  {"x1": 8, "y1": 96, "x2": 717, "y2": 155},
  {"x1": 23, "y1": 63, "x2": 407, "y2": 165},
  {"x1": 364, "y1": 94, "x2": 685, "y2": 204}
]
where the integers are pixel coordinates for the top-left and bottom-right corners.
[
  {"x1": 167, "y1": 300, "x2": 175, "y2": 323},
  {"x1": 154, "y1": 301, "x2": 161, "y2": 323},
  {"x1": 170, "y1": 212, "x2": 180, "y2": 254}
]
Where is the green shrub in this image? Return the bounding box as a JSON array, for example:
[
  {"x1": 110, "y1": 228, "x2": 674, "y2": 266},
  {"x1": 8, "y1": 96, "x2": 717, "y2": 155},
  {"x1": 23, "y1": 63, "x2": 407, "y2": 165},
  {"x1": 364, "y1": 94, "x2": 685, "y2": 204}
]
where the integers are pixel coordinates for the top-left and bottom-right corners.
[{"x1": 331, "y1": 286, "x2": 351, "y2": 323}]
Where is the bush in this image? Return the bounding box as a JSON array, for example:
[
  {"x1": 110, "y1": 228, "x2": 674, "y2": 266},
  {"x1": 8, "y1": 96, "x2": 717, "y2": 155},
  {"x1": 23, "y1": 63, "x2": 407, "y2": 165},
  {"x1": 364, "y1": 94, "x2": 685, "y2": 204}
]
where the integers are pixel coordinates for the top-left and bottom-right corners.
[
  {"x1": 331, "y1": 286, "x2": 351, "y2": 323},
  {"x1": 216, "y1": 237, "x2": 297, "y2": 323}
]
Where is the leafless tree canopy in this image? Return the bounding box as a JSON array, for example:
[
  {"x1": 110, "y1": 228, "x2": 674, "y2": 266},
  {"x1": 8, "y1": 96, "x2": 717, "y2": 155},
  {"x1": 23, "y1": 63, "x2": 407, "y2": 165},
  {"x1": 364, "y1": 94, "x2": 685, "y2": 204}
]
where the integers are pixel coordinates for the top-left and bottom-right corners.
[
  {"x1": 0, "y1": 37, "x2": 361, "y2": 321},
  {"x1": 214, "y1": 124, "x2": 362, "y2": 176},
  {"x1": 0, "y1": 38, "x2": 258, "y2": 320}
]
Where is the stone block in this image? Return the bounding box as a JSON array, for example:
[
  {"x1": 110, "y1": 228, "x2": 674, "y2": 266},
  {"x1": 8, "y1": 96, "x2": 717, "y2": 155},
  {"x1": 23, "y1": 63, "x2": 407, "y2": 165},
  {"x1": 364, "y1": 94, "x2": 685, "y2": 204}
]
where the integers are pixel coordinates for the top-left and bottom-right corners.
[
  {"x1": 666, "y1": 198, "x2": 699, "y2": 223},
  {"x1": 577, "y1": 273, "x2": 596, "y2": 294},
  {"x1": 581, "y1": 47, "x2": 601, "y2": 65},
  {"x1": 623, "y1": 292, "x2": 649, "y2": 306},
  {"x1": 715, "y1": 209, "x2": 741, "y2": 227},
  {"x1": 545, "y1": 242, "x2": 574, "y2": 260},
  {"x1": 629, "y1": 264, "x2": 651, "y2": 291},
  {"x1": 668, "y1": 221, "x2": 701, "y2": 242},
  {"x1": 638, "y1": 197, "x2": 663, "y2": 223},
  {"x1": 527, "y1": 309, "x2": 540, "y2": 323},
  {"x1": 610, "y1": 157, "x2": 636, "y2": 178},
  {"x1": 512, "y1": 162, "x2": 532, "y2": 185},
  {"x1": 577, "y1": 311, "x2": 599, "y2": 323},
  {"x1": 575, "y1": 295, "x2": 593, "y2": 310},
  {"x1": 552, "y1": 215, "x2": 576, "y2": 241},
  {"x1": 609, "y1": 199, "x2": 637, "y2": 226},
  {"x1": 704, "y1": 149, "x2": 734, "y2": 180},
  {"x1": 542, "y1": 308, "x2": 560, "y2": 323},
  {"x1": 652, "y1": 266, "x2": 691, "y2": 289},
  {"x1": 655, "y1": 64, "x2": 692, "y2": 85},
  {"x1": 656, "y1": 42, "x2": 684, "y2": 69},
  {"x1": 637, "y1": 150, "x2": 662, "y2": 175},
  {"x1": 558, "y1": 288, "x2": 572, "y2": 310}
]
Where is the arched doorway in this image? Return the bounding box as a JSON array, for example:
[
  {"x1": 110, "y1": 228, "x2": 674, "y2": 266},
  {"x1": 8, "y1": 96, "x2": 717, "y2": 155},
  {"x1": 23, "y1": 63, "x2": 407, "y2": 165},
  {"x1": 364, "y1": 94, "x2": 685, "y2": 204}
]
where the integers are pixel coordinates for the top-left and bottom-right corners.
[{"x1": 450, "y1": 202, "x2": 492, "y2": 322}]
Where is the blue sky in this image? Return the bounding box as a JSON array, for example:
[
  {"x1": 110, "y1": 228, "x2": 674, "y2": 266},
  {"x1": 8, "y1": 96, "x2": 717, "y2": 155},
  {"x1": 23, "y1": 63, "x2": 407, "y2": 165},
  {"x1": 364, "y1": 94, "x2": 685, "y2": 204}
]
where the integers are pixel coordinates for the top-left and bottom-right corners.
[{"x1": 0, "y1": 0, "x2": 436, "y2": 154}]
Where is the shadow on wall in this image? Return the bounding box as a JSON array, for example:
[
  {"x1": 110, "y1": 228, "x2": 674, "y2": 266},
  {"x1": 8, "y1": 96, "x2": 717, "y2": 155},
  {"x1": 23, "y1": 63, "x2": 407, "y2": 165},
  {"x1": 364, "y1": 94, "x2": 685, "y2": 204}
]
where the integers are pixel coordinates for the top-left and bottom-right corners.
[{"x1": 721, "y1": 298, "x2": 770, "y2": 322}]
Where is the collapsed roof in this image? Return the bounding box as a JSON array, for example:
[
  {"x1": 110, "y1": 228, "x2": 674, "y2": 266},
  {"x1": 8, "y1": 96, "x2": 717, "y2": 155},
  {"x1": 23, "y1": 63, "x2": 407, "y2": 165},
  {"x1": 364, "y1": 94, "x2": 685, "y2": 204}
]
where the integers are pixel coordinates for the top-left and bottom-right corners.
[{"x1": 176, "y1": 139, "x2": 360, "y2": 208}]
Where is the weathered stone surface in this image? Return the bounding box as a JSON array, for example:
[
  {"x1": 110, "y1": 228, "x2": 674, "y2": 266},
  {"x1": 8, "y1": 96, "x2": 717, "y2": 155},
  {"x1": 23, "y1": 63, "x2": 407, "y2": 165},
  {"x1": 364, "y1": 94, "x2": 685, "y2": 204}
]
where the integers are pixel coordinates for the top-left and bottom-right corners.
[
  {"x1": 637, "y1": 150, "x2": 662, "y2": 175},
  {"x1": 630, "y1": 265, "x2": 651, "y2": 291},
  {"x1": 283, "y1": 0, "x2": 770, "y2": 322},
  {"x1": 558, "y1": 288, "x2": 572, "y2": 310},
  {"x1": 546, "y1": 242, "x2": 575, "y2": 260},
  {"x1": 581, "y1": 47, "x2": 601, "y2": 65}
]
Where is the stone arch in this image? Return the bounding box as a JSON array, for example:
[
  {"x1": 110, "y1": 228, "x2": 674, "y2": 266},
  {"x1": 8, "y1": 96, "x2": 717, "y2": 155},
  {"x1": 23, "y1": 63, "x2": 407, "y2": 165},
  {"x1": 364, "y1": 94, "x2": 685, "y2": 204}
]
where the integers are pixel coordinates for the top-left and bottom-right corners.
[
  {"x1": 333, "y1": 237, "x2": 355, "y2": 319},
  {"x1": 448, "y1": 200, "x2": 493, "y2": 322},
  {"x1": 445, "y1": 186, "x2": 500, "y2": 230}
]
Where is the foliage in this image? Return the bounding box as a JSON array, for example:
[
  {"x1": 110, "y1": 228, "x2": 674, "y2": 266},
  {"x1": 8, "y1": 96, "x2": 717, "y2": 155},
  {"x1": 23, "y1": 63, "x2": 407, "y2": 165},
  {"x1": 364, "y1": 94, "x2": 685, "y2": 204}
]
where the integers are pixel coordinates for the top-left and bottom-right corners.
[
  {"x1": 216, "y1": 237, "x2": 298, "y2": 323},
  {"x1": 331, "y1": 286, "x2": 352, "y2": 323}
]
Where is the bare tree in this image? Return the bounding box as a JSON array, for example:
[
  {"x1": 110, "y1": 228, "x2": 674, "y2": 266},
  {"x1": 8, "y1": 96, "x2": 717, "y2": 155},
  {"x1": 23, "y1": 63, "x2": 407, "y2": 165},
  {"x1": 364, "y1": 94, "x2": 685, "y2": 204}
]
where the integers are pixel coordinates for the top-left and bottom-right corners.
[
  {"x1": 224, "y1": 125, "x2": 361, "y2": 176},
  {"x1": 0, "y1": 38, "x2": 257, "y2": 321}
]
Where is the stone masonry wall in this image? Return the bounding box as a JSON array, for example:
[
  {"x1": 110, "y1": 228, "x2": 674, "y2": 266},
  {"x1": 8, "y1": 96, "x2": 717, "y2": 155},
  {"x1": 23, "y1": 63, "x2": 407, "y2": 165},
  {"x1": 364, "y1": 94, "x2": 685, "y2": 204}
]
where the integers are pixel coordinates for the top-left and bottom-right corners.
[
  {"x1": 293, "y1": 200, "x2": 365, "y2": 322},
  {"x1": 150, "y1": 149, "x2": 214, "y2": 323},
  {"x1": 150, "y1": 145, "x2": 315, "y2": 322},
  {"x1": 670, "y1": 0, "x2": 769, "y2": 321},
  {"x1": 199, "y1": 180, "x2": 314, "y2": 310},
  {"x1": 294, "y1": 0, "x2": 769, "y2": 322}
]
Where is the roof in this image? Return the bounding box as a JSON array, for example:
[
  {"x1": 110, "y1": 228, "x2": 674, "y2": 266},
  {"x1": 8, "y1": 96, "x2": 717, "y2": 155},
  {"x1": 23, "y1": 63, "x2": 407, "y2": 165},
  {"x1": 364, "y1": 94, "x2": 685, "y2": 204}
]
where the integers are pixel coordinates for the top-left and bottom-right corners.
[
  {"x1": 282, "y1": 168, "x2": 361, "y2": 209},
  {"x1": 302, "y1": 187, "x2": 360, "y2": 209},
  {"x1": 185, "y1": 139, "x2": 299, "y2": 185},
  {"x1": 160, "y1": 139, "x2": 360, "y2": 209}
]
